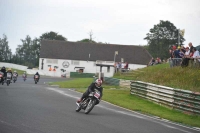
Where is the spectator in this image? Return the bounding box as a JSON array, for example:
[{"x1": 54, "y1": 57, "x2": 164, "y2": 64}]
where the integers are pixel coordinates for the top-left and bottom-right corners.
[
  {"x1": 179, "y1": 49, "x2": 185, "y2": 58},
  {"x1": 191, "y1": 47, "x2": 200, "y2": 67},
  {"x1": 189, "y1": 42, "x2": 194, "y2": 57},
  {"x1": 188, "y1": 42, "x2": 194, "y2": 67},
  {"x1": 116, "y1": 62, "x2": 121, "y2": 72},
  {"x1": 173, "y1": 46, "x2": 182, "y2": 66},
  {"x1": 149, "y1": 58, "x2": 155, "y2": 66},
  {"x1": 181, "y1": 47, "x2": 190, "y2": 67},
  {"x1": 121, "y1": 62, "x2": 125, "y2": 69},
  {"x1": 181, "y1": 45, "x2": 186, "y2": 53},
  {"x1": 124, "y1": 62, "x2": 129, "y2": 69},
  {"x1": 114, "y1": 62, "x2": 117, "y2": 73},
  {"x1": 155, "y1": 57, "x2": 161, "y2": 64}
]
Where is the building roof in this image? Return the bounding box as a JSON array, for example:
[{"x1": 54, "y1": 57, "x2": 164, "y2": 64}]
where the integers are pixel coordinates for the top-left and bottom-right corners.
[{"x1": 40, "y1": 40, "x2": 152, "y2": 65}]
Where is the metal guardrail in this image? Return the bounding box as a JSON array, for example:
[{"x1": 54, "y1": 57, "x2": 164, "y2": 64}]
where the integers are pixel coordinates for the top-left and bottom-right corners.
[
  {"x1": 169, "y1": 58, "x2": 182, "y2": 68},
  {"x1": 104, "y1": 77, "x2": 120, "y2": 86},
  {"x1": 130, "y1": 81, "x2": 200, "y2": 115}
]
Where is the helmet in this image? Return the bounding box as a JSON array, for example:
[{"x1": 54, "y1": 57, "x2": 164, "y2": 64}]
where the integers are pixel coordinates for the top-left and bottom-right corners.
[
  {"x1": 2, "y1": 66, "x2": 5, "y2": 69},
  {"x1": 14, "y1": 70, "x2": 16, "y2": 73},
  {"x1": 95, "y1": 79, "x2": 102, "y2": 88}
]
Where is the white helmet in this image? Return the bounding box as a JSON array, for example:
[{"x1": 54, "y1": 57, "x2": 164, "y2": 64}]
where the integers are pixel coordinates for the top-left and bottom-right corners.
[{"x1": 95, "y1": 79, "x2": 102, "y2": 88}]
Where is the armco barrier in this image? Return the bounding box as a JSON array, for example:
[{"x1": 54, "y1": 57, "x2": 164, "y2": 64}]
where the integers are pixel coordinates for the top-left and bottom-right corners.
[
  {"x1": 130, "y1": 80, "x2": 200, "y2": 115},
  {"x1": 104, "y1": 77, "x2": 120, "y2": 86},
  {"x1": 70, "y1": 72, "x2": 95, "y2": 78}
]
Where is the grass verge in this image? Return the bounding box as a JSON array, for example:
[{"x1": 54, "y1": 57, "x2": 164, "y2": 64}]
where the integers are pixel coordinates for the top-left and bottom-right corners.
[
  {"x1": 12, "y1": 69, "x2": 26, "y2": 75},
  {"x1": 50, "y1": 78, "x2": 200, "y2": 128},
  {"x1": 114, "y1": 63, "x2": 200, "y2": 92}
]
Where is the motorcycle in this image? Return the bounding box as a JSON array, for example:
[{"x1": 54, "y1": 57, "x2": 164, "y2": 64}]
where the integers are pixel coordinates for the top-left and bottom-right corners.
[
  {"x1": 76, "y1": 89, "x2": 101, "y2": 114},
  {"x1": 34, "y1": 75, "x2": 39, "y2": 84},
  {"x1": 6, "y1": 72, "x2": 12, "y2": 86},
  {"x1": 22, "y1": 74, "x2": 26, "y2": 81},
  {"x1": 0, "y1": 72, "x2": 4, "y2": 85},
  {"x1": 13, "y1": 73, "x2": 17, "y2": 83}
]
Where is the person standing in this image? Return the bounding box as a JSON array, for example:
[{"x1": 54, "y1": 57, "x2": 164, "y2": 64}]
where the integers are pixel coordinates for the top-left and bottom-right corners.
[{"x1": 188, "y1": 42, "x2": 194, "y2": 67}]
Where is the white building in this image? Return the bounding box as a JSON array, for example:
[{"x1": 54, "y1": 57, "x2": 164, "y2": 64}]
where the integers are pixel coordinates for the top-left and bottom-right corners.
[{"x1": 39, "y1": 40, "x2": 152, "y2": 78}]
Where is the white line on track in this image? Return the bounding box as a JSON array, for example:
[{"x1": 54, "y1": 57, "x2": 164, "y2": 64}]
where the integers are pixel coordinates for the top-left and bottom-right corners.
[{"x1": 46, "y1": 87, "x2": 200, "y2": 132}]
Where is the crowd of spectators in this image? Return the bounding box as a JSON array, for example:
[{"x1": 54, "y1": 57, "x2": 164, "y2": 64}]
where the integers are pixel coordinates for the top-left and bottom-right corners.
[
  {"x1": 148, "y1": 42, "x2": 200, "y2": 68},
  {"x1": 148, "y1": 57, "x2": 162, "y2": 66},
  {"x1": 114, "y1": 62, "x2": 129, "y2": 73},
  {"x1": 169, "y1": 42, "x2": 200, "y2": 67}
]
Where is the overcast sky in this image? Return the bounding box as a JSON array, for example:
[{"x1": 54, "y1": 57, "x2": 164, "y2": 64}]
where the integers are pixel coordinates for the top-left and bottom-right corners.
[{"x1": 0, "y1": 0, "x2": 200, "y2": 53}]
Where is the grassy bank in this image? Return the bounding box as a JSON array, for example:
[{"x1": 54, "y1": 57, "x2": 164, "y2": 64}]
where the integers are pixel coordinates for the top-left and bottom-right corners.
[
  {"x1": 50, "y1": 78, "x2": 200, "y2": 128},
  {"x1": 114, "y1": 63, "x2": 200, "y2": 92}
]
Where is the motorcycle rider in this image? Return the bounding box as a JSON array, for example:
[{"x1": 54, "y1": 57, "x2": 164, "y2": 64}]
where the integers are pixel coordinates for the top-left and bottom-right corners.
[
  {"x1": 13, "y1": 70, "x2": 18, "y2": 81},
  {"x1": 0, "y1": 66, "x2": 6, "y2": 82},
  {"x1": 76, "y1": 79, "x2": 103, "y2": 104},
  {"x1": 13, "y1": 70, "x2": 18, "y2": 77},
  {"x1": 23, "y1": 72, "x2": 27, "y2": 77},
  {"x1": 7, "y1": 68, "x2": 13, "y2": 82},
  {"x1": 34, "y1": 72, "x2": 40, "y2": 82}
]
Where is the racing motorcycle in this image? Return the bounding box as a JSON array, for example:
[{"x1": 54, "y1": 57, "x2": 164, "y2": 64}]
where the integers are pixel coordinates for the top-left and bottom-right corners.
[
  {"x1": 13, "y1": 73, "x2": 18, "y2": 83},
  {"x1": 34, "y1": 75, "x2": 39, "y2": 84},
  {"x1": 6, "y1": 72, "x2": 12, "y2": 86},
  {"x1": 0, "y1": 72, "x2": 4, "y2": 85},
  {"x1": 22, "y1": 74, "x2": 26, "y2": 81},
  {"x1": 76, "y1": 89, "x2": 101, "y2": 114}
]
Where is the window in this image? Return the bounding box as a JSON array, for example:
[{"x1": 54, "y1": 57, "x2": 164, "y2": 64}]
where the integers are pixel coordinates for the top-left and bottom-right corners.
[
  {"x1": 46, "y1": 59, "x2": 58, "y2": 64},
  {"x1": 71, "y1": 60, "x2": 80, "y2": 65}
]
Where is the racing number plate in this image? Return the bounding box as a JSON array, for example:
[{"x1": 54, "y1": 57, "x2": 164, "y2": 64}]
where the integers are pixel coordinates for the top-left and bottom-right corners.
[{"x1": 94, "y1": 92, "x2": 100, "y2": 99}]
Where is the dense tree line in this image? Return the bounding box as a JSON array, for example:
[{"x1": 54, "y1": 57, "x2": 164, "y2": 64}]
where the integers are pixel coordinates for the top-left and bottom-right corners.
[
  {"x1": 0, "y1": 34, "x2": 12, "y2": 62},
  {"x1": 0, "y1": 31, "x2": 106, "y2": 68},
  {"x1": 0, "y1": 32, "x2": 67, "y2": 68}
]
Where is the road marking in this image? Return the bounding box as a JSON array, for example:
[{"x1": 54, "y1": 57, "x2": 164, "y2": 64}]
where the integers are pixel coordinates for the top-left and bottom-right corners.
[{"x1": 46, "y1": 87, "x2": 200, "y2": 132}]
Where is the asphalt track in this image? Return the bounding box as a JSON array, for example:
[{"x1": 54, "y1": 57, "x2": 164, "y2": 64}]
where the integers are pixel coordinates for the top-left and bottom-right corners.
[{"x1": 0, "y1": 76, "x2": 199, "y2": 133}]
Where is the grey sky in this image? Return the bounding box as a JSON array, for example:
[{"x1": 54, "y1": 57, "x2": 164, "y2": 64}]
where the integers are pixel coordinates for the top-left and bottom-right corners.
[{"x1": 0, "y1": 0, "x2": 200, "y2": 53}]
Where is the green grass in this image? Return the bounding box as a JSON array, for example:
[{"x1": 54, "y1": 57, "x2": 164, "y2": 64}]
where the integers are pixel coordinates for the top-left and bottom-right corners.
[
  {"x1": 0, "y1": 67, "x2": 26, "y2": 75},
  {"x1": 50, "y1": 78, "x2": 200, "y2": 128},
  {"x1": 12, "y1": 69, "x2": 26, "y2": 75},
  {"x1": 114, "y1": 63, "x2": 200, "y2": 92}
]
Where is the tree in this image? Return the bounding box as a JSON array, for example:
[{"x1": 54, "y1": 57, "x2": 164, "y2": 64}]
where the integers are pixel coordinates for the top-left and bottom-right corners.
[
  {"x1": 77, "y1": 38, "x2": 96, "y2": 43},
  {"x1": 144, "y1": 20, "x2": 185, "y2": 59},
  {"x1": 15, "y1": 35, "x2": 40, "y2": 68},
  {"x1": 40, "y1": 31, "x2": 67, "y2": 41},
  {"x1": 0, "y1": 34, "x2": 12, "y2": 62},
  {"x1": 14, "y1": 32, "x2": 67, "y2": 67},
  {"x1": 77, "y1": 30, "x2": 97, "y2": 43}
]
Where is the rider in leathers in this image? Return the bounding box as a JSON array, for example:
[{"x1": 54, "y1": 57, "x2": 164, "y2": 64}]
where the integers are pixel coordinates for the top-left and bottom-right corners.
[
  {"x1": 0, "y1": 66, "x2": 7, "y2": 82},
  {"x1": 76, "y1": 79, "x2": 103, "y2": 103}
]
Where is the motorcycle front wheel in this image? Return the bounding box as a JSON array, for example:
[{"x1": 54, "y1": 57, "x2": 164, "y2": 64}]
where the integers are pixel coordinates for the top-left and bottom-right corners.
[
  {"x1": 7, "y1": 81, "x2": 10, "y2": 86},
  {"x1": 84, "y1": 99, "x2": 96, "y2": 114}
]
